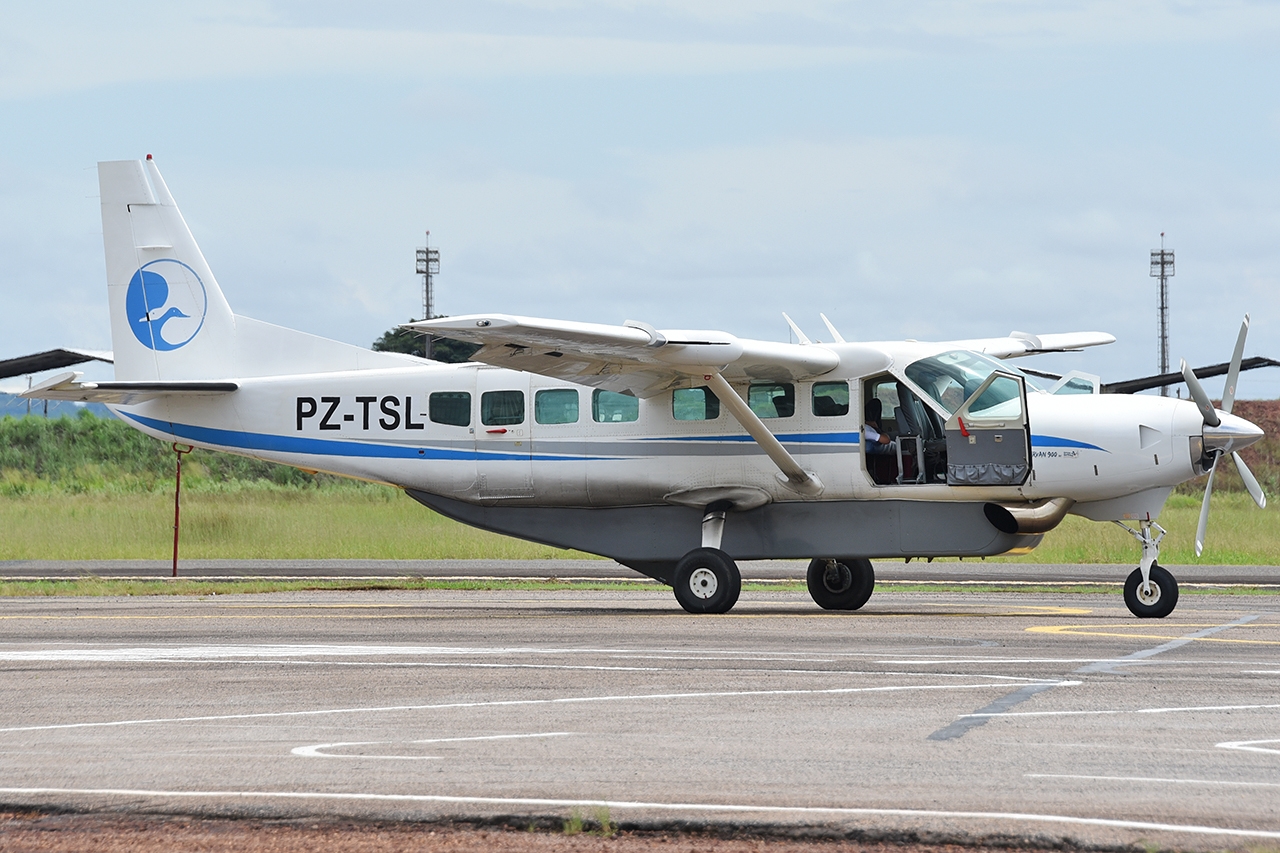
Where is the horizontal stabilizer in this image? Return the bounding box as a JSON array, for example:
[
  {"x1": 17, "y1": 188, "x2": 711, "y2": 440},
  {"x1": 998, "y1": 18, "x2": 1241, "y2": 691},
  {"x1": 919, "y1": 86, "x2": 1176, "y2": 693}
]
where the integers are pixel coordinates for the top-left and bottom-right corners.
[
  {"x1": 21, "y1": 372, "x2": 237, "y2": 405},
  {"x1": 0, "y1": 348, "x2": 114, "y2": 380},
  {"x1": 411, "y1": 313, "x2": 840, "y2": 397}
]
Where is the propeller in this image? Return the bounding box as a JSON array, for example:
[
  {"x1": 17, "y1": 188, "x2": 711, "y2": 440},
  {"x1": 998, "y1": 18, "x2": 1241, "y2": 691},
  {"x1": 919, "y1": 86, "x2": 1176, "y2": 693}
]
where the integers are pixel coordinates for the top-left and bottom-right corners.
[{"x1": 1182, "y1": 315, "x2": 1268, "y2": 557}]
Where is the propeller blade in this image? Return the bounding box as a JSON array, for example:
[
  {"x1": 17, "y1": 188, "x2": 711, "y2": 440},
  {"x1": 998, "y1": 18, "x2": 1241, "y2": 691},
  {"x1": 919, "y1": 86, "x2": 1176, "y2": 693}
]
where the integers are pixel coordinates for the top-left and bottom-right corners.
[
  {"x1": 1195, "y1": 454, "x2": 1220, "y2": 557},
  {"x1": 1182, "y1": 359, "x2": 1221, "y2": 428},
  {"x1": 1233, "y1": 451, "x2": 1267, "y2": 509},
  {"x1": 1221, "y1": 314, "x2": 1250, "y2": 415}
]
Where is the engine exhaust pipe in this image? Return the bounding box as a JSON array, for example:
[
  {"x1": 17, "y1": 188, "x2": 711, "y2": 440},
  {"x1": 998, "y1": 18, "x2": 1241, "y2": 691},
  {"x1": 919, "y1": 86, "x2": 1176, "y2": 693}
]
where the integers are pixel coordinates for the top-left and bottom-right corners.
[{"x1": 984, "y1": 497, "x2": 1074, "y2": 535}]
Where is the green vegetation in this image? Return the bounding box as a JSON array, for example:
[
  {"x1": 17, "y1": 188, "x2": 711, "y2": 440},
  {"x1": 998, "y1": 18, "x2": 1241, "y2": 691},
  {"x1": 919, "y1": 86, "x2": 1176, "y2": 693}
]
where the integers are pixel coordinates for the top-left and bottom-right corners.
[
  {"x1": 992, "y1": 492, "x2": 1280, "y2": 565},
  {"x1": 0, "y1": 412, "x2": 589, "y2": 560},
  {"x1": 372, "y1": 322, "x2": 480, "y2": 363},
  {"x1": 0, "y1": 489, "x2": 592, "y2": 560}
]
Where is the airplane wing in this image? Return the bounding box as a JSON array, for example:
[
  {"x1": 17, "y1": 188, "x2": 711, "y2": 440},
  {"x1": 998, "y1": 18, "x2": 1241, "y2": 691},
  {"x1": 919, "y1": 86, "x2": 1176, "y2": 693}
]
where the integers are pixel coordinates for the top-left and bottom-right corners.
[
  {"x1": 21, "y1": 372, "x2": 238, "y2": 405},
  {"x1": 949, "y1": 331, "x2": 1116, "y2": 359},
  {"x1": 409, "y1": 314, "x2": 840, "y2": 397}
]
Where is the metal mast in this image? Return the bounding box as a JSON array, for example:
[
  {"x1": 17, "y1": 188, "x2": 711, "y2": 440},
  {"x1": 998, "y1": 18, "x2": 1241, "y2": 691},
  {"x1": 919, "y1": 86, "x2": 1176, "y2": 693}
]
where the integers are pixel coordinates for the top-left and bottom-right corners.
[
  {"x1": 1150, "y1": 234, "x2": 1175, "y2": 397},
  {"x1": 415, "y1": 232, "x2": 440, "y2": 359}
]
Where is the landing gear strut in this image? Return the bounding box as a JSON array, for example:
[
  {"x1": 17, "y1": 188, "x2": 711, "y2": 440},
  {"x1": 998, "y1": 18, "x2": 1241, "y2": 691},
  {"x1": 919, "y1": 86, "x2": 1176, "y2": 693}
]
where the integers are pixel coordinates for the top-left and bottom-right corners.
[
  {"x1": 672, "y1": 502, "x2": 741, "y2": 614},
  {"x1": 1115, "y1": 520, "x2": 1179, "y2": 618},
  {"x1": 806, "y1": 558, "x2": 875, "y2": 610}
]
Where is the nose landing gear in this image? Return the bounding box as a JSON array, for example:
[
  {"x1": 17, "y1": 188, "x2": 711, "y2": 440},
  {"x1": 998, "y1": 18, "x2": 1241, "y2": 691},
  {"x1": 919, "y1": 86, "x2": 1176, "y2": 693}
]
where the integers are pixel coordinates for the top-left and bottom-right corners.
[{"x1": 1115, "y1": 519, "x2": 1179, "y2": 618}]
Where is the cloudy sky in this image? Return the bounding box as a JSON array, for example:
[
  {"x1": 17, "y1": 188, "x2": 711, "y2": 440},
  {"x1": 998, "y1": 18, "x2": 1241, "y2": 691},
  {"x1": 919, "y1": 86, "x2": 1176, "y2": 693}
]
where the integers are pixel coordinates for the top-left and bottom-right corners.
[{"x1": 2, "y1": 1, "x2": 1279, "y2": 397}]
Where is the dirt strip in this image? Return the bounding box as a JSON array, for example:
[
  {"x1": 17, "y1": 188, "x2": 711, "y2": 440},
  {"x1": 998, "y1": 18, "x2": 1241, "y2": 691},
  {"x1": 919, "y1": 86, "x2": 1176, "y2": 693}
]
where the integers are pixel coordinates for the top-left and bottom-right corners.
[{"x1": 0, "y1": 811, "x2": 1130, "y2": 853}]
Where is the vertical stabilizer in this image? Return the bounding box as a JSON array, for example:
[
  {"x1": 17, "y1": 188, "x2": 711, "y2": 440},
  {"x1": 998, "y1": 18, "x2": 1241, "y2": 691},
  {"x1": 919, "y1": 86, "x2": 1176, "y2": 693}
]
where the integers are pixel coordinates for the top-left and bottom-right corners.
[{"x1": 100, "y1": 157, "x2": 235, "y2": 380}]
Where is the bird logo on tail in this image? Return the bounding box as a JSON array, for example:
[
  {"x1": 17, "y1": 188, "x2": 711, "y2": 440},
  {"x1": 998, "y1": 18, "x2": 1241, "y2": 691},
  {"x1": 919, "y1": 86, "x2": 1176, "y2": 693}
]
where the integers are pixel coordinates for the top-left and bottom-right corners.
[{"x1": 125, "y1": 259, "x2": 208, "y2": 351}]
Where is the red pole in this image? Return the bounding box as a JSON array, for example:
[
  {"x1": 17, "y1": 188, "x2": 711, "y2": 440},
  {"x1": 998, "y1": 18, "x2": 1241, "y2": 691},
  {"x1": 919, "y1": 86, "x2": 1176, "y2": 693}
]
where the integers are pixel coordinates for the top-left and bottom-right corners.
[{"x1": 172, "y1": 444, "x2": 193, "y2": 578}]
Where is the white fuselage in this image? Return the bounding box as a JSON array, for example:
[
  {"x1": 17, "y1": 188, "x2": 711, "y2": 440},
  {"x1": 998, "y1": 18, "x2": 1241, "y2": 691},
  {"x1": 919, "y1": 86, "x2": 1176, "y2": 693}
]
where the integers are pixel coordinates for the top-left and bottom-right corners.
[{"x1": 111, "y1": 341, "x2": 1214, "y2": 523}]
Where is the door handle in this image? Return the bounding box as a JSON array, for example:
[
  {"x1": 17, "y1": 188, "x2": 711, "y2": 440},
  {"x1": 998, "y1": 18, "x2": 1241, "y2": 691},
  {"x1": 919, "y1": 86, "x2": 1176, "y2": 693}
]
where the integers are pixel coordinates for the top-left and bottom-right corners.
[{"x1": 486, "y1": 428, "x2": 508, "y2": 434}]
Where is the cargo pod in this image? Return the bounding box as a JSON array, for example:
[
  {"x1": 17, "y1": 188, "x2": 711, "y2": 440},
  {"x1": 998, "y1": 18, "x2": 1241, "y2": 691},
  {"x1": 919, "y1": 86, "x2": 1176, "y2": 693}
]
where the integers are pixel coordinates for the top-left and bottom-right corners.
[{"x1": 944, "y1": 371, "x2": 1030, "y2": 486}]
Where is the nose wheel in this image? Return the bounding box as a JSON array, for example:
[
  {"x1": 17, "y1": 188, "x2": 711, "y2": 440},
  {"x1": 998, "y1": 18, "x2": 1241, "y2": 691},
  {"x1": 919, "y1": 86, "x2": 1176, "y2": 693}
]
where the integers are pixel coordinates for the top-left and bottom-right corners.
[
  {"x1": 806, "y1": 558, "x2": 875, "y2": 610},
  {"x1": 1124, "y1": 563, "x2": 1178, "y2": 618}
]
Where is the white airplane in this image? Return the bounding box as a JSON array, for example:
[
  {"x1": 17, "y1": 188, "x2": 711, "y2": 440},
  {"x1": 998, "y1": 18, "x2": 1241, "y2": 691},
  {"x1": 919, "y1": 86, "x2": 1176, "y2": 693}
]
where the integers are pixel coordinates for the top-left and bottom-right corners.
[{"x1": 24, "y1": 157, "x2": 1268, "y2": 618}]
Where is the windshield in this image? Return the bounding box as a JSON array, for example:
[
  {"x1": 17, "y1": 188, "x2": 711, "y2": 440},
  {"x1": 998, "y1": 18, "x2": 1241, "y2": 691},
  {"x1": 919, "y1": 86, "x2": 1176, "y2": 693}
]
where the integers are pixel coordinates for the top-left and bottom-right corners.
[{"x1": 904, "y1": 350, "x2": 1041, "y2": 415}]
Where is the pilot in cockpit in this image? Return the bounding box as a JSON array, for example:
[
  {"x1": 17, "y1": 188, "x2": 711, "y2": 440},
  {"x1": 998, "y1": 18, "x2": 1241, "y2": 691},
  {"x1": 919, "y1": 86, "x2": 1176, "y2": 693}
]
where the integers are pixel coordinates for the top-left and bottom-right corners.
[{"x1": 863, "y1": 398, "x2": 896, "y2": 455}]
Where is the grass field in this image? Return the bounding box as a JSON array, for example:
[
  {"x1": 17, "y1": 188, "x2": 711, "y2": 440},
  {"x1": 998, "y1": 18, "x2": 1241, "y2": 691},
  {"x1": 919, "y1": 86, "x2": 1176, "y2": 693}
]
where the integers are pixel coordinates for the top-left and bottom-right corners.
[
  {"x1": 0, "y1": 485, "x2": 1274, "y2": 564},
  {"x1": 0, "y1": 484, "x2": 592, "y2": 561}
]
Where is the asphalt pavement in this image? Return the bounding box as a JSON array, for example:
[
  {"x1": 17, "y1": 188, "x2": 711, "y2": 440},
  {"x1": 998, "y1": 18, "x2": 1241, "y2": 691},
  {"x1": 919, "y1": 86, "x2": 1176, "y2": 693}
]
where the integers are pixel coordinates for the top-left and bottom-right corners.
[{"x1": 1, "y1": 587, "x2": 1279, "y2": 849}]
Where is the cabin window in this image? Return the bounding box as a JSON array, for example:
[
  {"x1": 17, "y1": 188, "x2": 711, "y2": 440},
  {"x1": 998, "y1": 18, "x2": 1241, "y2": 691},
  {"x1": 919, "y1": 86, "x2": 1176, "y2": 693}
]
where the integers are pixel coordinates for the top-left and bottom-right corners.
[
  {"x1": 812, "y1": 381, "x2": 849, "y2": 417},
  {"x1": 748, "y1": 382, "x2": 795, "y2": 418},
  {"x1": 593, "y1": 389, "x2": 639, "y2": 423},
  {"x1": 672, "y1": 387, "x2": 720, "y2": 421},
  {"x1": 429, "y1": 391, "x2": 471, "y2": 427},
  {"x1": 535, "y1": 389, "x2": 579, "y2": 424},
  {"x1": 480, "y1": 390, "x2": 524, "y2": 426}
]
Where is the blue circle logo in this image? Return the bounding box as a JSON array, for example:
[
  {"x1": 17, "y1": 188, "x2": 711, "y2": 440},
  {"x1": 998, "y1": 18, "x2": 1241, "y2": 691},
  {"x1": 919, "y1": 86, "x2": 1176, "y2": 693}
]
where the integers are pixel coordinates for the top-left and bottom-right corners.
[{"x1": 125, "y1": 259, "x2": 208, "y2": 351}]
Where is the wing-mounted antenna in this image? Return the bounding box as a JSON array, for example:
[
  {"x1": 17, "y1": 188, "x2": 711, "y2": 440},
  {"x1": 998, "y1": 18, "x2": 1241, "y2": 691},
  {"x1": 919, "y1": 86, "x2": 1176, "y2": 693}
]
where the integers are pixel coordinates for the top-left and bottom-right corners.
[
  {"x1": 782, "y1": 313, "x2": 811, "y2": 345},
  {"x1": 819, "y1": 313, "x2": 846, "y2": 344}
]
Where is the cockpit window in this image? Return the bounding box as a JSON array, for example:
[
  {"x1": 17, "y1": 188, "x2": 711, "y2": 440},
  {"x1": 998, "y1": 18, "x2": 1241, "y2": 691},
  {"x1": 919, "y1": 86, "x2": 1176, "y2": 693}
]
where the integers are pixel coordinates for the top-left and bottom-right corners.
[{"x1": 904, "y1": 350, "x2": 1042, "y2": 415}]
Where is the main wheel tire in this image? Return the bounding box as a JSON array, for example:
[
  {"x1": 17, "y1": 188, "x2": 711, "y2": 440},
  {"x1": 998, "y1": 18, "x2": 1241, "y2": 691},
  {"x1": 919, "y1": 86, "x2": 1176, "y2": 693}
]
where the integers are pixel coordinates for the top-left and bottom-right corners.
[
  {"x1": 806, "y1": 557, "x2": 875, "y2": 610},
  {"x1": 1124, "y1": 564, "x2": 1178, "y2": 618},
  {"x1": 673, "y1": 548, "x2": 741, "y2": 614}
]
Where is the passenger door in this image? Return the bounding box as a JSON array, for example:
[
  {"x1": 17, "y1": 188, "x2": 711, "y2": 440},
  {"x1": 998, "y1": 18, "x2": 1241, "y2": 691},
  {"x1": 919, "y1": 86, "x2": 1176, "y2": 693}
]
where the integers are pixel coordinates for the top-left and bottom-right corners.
[
  {"x1": 943, "y1": 371, "x2": 1030, "y2": 486},
  {"x1": 474, "y1": 368, "x2": 533, "y2": 498}
]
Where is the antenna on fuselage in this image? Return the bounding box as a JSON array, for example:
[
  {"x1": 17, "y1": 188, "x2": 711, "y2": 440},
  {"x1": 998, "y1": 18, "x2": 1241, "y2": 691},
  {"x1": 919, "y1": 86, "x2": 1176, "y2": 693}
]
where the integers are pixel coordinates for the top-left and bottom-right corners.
[
  {"x1": 782, "y1": 313, "x2": 811, "y2": 345},
  {"x1": 819, "y1": 313, "x2": 846, "y2": 343}
]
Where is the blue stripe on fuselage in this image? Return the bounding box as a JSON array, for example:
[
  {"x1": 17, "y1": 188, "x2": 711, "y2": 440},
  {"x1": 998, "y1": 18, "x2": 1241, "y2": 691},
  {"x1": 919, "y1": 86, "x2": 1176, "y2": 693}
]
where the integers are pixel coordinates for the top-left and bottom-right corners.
[
  {"x1": 122, "y1": 412, "x2": 532, "y2": 461},
  {"x1": 641, "y1": 432, "x2": 861, "y2": 444},
  {"x1": 1030, "y1": 435, "x2": 1107, "y2": 452}
]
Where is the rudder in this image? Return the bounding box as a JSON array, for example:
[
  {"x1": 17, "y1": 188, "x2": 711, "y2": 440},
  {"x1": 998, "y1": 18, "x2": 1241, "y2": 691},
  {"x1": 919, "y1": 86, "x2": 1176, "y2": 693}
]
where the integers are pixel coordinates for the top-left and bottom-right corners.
[{"x1": 100, "y1": 157, "x2": 235, "y2": 381}]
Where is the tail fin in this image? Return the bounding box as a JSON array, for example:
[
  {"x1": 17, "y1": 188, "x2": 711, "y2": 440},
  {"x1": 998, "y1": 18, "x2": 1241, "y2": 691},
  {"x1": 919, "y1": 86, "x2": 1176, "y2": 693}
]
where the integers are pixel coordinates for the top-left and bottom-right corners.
[
  {"x1": 100, "y1": 157, "x2": 418, "y2": 381},
  {"x1": 100, "y1": 157, "x2": 235, "y2": 381}
]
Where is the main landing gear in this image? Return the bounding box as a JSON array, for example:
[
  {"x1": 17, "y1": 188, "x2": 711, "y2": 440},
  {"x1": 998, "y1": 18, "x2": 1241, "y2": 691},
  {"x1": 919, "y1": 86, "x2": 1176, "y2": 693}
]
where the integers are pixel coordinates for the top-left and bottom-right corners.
[
  {"x1": 806, "y1": 558, "x2": 875, "y2": 611},
  {"x1": 672, "y1": 503, "x2": 877, "y2": 615},
  {"x1": 672, "y1": 504, "x2": 741, "y2": 614},
  {"x1": 1115, "y1": 520, "x2": 1179, "y2": 618}
]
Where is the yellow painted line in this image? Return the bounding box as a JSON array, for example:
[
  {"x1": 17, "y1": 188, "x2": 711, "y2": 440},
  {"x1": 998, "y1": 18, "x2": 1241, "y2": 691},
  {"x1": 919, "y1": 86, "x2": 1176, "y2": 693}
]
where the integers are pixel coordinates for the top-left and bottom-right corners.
[
  {"x1": 1029, "y1": 624, "x2": 1280, "y2": 645},
  {"x1": 919, "y1": 603, "x2": 1093, "y2": 615}
]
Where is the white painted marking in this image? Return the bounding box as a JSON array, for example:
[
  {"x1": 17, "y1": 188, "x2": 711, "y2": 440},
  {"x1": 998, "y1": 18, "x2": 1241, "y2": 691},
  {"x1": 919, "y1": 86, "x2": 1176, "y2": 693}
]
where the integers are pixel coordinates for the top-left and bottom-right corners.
[
  {"x1": 259, "y1": 662, "x2": 1055, "y2": 682},
  {"x1": 0, "y1": 681, "x2": 1071, "y2": 733},
  {"x1": 292, "y1": 732, "x2": 572, "y2": 760},
  {"x1": 1029, "y1": 773, "x2": 1280, "y2": 788},
  {"x1": 963, "y1": 702, "x2": 1280, "y2": 720},
  {"x1": 0, "y1": 643, "x2": 878, "y2": 662},
  {"x1": 0, "y1": 787, "x2": 1278, "y2": 840},
  {"x1": 1074, "y1": 614, "x2": 1261, "y2": 675},
  {"x1": 1217, "y1": 739, "x2": 1280, "y2": 756}
]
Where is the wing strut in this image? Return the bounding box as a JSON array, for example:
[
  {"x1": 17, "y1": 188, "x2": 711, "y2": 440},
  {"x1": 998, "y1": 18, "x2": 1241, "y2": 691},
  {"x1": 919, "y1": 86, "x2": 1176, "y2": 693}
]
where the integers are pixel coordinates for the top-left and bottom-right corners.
[{"x1": 703, "y1": 372, "x2": 823, "y2": 496}]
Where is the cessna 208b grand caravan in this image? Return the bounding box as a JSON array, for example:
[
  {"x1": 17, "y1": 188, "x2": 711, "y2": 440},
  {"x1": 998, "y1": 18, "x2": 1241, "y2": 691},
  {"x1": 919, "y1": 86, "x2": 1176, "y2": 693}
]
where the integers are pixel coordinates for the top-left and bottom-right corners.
[{"x1": 26, "y1": 157, "x2": 1268, "y2": 618}]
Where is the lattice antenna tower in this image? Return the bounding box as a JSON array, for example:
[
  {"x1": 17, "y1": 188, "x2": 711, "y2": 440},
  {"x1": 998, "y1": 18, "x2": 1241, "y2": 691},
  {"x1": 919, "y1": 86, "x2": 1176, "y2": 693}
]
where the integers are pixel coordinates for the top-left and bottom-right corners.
[
  {"x1": 1150, "y1": 233, "x2": 1175, "y2": 397},
  {"x1": 415, "y1": 231, "x2": 441, "y2": 359}
]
